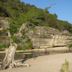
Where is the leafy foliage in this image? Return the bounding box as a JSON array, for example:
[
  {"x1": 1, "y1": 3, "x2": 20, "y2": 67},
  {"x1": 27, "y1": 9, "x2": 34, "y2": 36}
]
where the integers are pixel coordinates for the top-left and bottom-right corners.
[
  {"x1": 0, "y1": 0, "x2": 72, "y2": 33},
  {"x1": 0, "y1": 43, "x2": 8, "y2": 50},
  {"x1": 12, "y1": 35, "x2": 33, "y2": 50},
  {"x1": 60, "y1": 59, "x2": 69, "y2": 72}
]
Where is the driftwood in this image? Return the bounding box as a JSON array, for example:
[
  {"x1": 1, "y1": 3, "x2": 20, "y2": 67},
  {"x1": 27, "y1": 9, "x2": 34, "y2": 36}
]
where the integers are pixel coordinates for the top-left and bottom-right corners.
[
  {"x1": 1, "y1": 43, "x2": 17, "y2": 69},
  {"x1": 12, "y1": 61, "x2": 30, "y2": 68}
]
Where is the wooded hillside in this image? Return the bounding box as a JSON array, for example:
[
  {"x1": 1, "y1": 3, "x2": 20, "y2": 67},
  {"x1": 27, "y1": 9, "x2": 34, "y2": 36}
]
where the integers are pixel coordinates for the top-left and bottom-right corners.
[{"x1": 0, "y1": 0, "x2": 72, "y2": 50}]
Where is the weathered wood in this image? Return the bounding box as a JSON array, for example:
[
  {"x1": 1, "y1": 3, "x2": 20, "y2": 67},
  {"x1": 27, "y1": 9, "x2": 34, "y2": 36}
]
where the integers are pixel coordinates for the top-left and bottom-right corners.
[{"x1": 1, "y1": 43, "x2": 17, "y2": 69}]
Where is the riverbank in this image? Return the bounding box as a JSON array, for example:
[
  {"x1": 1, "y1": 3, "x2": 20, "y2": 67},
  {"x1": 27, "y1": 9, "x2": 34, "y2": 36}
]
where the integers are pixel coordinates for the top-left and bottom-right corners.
[
  {"x1": 0, "y1": 47, "x2": 71, "y2": 62},
  {"x1": 0, "y1": 53, "x2": 72, "y2": 72}
]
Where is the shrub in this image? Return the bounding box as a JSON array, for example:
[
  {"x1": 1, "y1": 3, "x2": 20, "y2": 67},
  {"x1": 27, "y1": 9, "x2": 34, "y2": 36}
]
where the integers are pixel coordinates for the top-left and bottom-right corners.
[{"x1": 60, "y1": 59, "x2": 69, "y2": 72}]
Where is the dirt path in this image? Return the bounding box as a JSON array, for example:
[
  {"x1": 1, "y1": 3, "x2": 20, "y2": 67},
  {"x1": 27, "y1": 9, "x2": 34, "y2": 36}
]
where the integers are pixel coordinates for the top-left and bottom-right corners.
[{"x1": 0, "y1": 53, "x2": 72, "y2": 72}]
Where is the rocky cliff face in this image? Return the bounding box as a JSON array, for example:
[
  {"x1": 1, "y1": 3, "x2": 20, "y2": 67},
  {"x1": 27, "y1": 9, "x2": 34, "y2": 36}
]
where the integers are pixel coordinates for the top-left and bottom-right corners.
[{"x1": 28, "y1": 26, "x2": 72, "y2": 48}]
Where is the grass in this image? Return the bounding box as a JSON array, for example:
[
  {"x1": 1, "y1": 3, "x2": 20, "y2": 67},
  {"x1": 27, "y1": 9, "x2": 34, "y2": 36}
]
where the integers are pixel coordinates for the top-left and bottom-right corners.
[{"x1": 60, "y1": 59, "x2": 69, "y2": 72}]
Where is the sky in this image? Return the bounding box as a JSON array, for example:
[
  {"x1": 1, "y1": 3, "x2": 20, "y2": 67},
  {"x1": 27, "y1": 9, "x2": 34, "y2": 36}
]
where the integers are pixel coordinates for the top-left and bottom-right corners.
[{"x1": 21, "y1": 0, "x2": 72, "y2": 23}]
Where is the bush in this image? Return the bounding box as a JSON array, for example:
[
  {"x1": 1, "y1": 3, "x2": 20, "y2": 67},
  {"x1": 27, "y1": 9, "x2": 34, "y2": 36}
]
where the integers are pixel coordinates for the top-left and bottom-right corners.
[{"x1": 0, "y1": 43, "x2": 8, "y2": 50}]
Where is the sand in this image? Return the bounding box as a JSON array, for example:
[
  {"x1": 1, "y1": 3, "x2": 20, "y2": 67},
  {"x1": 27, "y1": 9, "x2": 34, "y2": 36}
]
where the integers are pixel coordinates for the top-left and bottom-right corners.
[{"x1": 0, "y1": 53, "x2": 72, "y2": 72}]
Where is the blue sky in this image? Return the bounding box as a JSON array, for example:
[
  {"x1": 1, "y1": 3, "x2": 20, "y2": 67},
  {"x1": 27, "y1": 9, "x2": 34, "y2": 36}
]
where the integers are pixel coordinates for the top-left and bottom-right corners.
[{"x1": 21, "y1": 0, "x2": 72, "y2": 23}]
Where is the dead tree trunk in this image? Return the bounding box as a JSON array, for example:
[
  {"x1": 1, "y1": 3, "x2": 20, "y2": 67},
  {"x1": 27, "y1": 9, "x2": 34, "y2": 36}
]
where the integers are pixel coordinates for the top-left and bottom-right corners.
[
  {"x1": 1, "y1": 43, "x2": 17, "y2": 69},
  {"x1": 1, "y1": 30, "x2": 17, "y2": 69}
]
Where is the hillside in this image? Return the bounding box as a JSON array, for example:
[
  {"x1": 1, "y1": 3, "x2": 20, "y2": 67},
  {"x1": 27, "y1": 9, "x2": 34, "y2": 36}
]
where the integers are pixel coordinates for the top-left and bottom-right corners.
[{"x1": 0, "y1": 0, "x2": 72, "y2": 50}]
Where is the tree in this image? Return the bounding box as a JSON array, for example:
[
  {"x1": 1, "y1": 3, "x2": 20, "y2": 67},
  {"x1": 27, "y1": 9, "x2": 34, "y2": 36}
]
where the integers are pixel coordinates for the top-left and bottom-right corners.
[{"x1": 1, "y1": 22, "x2": 31, "y2": 69}]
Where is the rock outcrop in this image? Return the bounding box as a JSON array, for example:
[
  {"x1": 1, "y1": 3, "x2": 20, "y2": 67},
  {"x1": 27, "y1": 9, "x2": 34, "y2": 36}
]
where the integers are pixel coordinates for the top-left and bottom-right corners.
[{"x1": 28, "y1": 26, "x2": 72, "y2": 48}]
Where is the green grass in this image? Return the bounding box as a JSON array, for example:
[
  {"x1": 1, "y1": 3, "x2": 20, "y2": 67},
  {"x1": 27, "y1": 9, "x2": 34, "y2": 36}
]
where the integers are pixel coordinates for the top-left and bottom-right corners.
[{"x1": 60, "y1": 59, "x2": 69, "y2": 72}]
